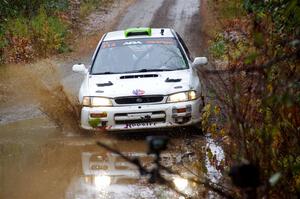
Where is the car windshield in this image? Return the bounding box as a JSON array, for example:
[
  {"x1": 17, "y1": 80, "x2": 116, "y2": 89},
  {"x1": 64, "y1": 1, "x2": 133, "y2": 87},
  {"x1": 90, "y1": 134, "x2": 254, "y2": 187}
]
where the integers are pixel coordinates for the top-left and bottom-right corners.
[{"x1": 91, "y1": 38, "x2": 188, "y2": 74}]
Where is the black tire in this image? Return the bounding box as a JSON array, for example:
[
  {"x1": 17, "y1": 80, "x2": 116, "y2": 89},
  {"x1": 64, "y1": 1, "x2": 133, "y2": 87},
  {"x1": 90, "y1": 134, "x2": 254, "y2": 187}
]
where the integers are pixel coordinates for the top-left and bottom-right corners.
[{"x1": 188, "y1": 122, "x2": 204, "y2": 135}]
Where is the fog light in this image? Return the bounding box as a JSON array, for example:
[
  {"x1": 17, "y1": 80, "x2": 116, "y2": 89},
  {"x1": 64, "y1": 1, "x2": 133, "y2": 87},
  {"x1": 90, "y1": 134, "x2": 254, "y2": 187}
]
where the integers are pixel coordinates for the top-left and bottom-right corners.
[
  {"x1": 177, "y1": 108, "x2": 186, "y2": 113},
  {"x1": 90, "y1": 112, "x2": 107, "y2": 118}
]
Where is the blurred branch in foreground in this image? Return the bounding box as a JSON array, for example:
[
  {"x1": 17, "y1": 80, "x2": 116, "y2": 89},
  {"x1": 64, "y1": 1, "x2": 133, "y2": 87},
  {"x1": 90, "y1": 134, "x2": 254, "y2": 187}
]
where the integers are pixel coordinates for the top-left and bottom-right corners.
[{"x1": 96, "y1": 137, "x2": 236, "y2": 199}]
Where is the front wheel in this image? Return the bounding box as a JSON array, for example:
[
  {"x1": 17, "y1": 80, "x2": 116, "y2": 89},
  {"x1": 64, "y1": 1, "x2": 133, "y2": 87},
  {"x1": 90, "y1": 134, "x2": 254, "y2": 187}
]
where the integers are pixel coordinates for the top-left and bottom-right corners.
[{"x1": 187, "y1": 122, "x2": 204, "y2": 135}]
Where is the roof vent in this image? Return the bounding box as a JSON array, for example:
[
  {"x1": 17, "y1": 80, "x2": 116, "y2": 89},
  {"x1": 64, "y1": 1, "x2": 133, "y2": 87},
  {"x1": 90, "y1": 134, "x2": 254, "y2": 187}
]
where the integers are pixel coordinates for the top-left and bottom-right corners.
[{"x1": 125, "y1": 27, "x2": 152, "y2": 37}]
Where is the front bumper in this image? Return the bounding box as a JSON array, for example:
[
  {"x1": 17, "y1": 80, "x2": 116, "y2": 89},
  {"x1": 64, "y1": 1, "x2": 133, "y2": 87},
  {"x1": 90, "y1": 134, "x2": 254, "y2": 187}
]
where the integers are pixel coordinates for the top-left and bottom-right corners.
[{"x1": 80, "y1": 98, "x2": 202, "y2": 131}]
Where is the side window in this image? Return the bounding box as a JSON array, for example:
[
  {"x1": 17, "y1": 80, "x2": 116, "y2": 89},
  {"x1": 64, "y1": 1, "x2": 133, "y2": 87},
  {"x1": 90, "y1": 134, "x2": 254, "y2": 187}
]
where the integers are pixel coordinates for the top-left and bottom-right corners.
[{"x1": 176, "y1": 32, "x2": 192, "y2": 60}]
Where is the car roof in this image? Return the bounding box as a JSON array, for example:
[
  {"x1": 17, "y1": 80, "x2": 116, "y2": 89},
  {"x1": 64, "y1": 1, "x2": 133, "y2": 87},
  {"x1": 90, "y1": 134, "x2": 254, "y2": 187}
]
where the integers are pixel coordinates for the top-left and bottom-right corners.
[{"x1": 103, "y1": 28, "x2": 175, "y2": 41}]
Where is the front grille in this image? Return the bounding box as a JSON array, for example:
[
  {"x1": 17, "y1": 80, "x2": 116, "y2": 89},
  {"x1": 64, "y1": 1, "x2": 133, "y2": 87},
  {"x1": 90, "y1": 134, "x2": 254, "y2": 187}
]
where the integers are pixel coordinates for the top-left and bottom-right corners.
[
  {"x1": 114, "y1": 111, "x2": 166, "y2": 125},
  {"x1": 115, "y1": 118, "x2": 165, "y2": 125},
  {"x1": 114, "y1": 111, "x2": 164, "y2": 117},
  {"x1": 115, "y1": 95, "x2": 164, "y2": 104}
]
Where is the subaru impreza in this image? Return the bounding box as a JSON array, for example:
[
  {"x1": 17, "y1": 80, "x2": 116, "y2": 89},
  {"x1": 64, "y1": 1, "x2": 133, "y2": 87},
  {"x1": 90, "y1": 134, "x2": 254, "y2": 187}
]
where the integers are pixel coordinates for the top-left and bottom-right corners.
[{"x1": 73, "y1": 28, "x2": 207, "y2": 131}]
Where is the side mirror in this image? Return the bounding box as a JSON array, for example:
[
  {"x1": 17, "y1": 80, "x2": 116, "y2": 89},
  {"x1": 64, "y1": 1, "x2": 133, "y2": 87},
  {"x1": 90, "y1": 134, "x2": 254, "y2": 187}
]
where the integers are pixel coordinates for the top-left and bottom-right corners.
[
  {"x1": 72, "y1": 64, "x2": 88, "y2": 74},
  {"x1": 192, "y1": 57, "x2": 208, "y2": 67}
]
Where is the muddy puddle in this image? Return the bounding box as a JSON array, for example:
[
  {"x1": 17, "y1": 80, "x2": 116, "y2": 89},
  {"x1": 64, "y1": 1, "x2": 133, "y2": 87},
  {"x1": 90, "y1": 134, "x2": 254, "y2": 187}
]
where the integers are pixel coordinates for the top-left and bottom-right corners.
[
  {"x1": 0, "y1": 60, "x2": 207, "y2": 198},
  {"x1": 0, "y1": 50, "x2": 226, "y2": 199},
  {"x1": 0, "y1": 121, "x2": 206, "y2": 199}
]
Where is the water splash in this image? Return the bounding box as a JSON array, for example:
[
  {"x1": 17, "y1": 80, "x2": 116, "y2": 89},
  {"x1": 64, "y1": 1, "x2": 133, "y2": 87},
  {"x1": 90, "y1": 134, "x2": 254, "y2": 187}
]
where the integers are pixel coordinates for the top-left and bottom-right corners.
[{"x1": 0, "y1": 60, "x2": 82, "y2": 134}]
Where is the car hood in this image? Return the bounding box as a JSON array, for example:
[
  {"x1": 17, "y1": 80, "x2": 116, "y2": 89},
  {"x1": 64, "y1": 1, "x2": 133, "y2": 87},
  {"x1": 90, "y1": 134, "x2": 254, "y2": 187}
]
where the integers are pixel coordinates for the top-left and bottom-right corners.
[{"x1": 87, "y1": 70, "x2": 195, "y2": 97}]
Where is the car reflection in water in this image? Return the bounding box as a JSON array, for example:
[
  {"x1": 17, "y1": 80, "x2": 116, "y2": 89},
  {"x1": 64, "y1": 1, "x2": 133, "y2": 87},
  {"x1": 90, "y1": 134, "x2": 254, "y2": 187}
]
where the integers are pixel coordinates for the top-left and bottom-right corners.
[{"x1": 65, "y1": 151, "x2": 199, "y2": 199}]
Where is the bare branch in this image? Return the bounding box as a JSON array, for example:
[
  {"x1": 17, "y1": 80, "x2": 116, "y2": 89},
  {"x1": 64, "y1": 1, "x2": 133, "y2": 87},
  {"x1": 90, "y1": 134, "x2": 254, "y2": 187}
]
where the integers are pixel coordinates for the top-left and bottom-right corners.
[{"x1": 203, "y1": 48, "x2": 299, "y2": 74}]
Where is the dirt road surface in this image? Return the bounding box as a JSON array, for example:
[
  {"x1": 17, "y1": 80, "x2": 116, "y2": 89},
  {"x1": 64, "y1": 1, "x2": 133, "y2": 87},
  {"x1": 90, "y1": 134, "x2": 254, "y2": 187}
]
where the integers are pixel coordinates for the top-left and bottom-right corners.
[{"x1": 0, "y1": 1, "x2": 220, "y2": 198}]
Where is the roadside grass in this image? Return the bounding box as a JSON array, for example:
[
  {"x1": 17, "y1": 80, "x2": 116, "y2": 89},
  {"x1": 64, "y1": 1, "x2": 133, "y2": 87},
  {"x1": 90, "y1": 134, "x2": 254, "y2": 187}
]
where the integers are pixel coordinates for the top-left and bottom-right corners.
[
  {"x1": 80, "y1": 0, "x2": 106, "y2": 18},
  {"x1": 217, "y1": 0, "x2": 245, "y2": 20},
  {"x1": 0, "y1": 6, "x2": 69, "y2": 63},
  {"x1": 80, "y1": 0, "x2": 113, "y2": 18}
]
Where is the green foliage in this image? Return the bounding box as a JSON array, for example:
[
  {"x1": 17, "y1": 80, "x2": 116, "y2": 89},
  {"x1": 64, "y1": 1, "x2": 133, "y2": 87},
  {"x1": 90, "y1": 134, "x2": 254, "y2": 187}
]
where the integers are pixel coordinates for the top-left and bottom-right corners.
[
  {"x1": 244, "y1": 52, "x2": 258, "y2": 65},
  {"x1": 0, "y1": 25, "x2": 7, "y2": 49},
  {"x1": 253, "y1": 32, "x2": 264, "y2": 47},
  {"x1": 0, "y1": 0, "x2": 68, "y2": 21},
  {"x1": 31, "y1": 8, "x2": 68, "y2": 55},
  {"x1": 209, "y1": 39, "x2": 226, "y2": 59},
  {"x1": 0, "y1": 0, "x2": 115, "y2": 64},
  {"x1": 0, "y1": 0, "x2": 71, "y2": 63},
  {"x1": 43, "y1": 0, "x2": 69, "y2": 13},
  {"x1": 80, "y1": 1, "x2": 97, "y2": 18},
  {"x1": 5, "y1": 18, "x2": 30, "y2": 38},
  {"x1": 218, "y1": 0, "x2": 246, "y2": 19}
]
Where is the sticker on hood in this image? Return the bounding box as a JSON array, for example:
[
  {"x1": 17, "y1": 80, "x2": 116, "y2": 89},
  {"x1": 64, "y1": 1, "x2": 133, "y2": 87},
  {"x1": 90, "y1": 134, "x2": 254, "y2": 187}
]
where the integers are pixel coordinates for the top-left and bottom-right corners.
[{"x1": 132, "y1": 89, "x2": 145, "y2": 96}]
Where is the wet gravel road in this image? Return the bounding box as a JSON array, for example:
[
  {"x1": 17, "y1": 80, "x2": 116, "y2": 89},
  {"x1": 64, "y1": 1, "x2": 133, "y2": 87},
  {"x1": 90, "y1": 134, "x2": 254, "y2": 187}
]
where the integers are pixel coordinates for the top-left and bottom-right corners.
[{"x1": 0, "y1": 1, "x2": 217, "y2": 198}]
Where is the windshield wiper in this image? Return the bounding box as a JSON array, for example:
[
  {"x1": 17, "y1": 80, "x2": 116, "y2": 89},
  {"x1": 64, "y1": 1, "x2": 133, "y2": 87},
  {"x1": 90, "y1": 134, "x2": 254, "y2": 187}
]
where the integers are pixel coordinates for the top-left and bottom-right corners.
[{"x1": 124, "y1": 68, "x2": 174, "y2": 73}]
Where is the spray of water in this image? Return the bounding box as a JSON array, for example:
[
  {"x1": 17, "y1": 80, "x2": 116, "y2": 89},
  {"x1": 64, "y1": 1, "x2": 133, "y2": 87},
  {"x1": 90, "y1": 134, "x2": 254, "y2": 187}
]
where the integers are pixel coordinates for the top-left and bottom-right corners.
[{"x1": 0, "y1": 60, "x2": 82, "y2": 134}]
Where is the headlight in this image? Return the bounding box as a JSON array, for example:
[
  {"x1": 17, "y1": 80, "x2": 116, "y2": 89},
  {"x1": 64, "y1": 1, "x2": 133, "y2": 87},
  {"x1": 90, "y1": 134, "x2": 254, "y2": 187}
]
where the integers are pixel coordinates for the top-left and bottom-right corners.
[
  {"x1": 173, "y1": 177, "x2": 188, "y2": 191},
  {"x1": 82, "y1": 96, "x2": 112, "y2": 107},
  {"x1": 167, "y1": 91, "x2": 197, "y2": 103}
]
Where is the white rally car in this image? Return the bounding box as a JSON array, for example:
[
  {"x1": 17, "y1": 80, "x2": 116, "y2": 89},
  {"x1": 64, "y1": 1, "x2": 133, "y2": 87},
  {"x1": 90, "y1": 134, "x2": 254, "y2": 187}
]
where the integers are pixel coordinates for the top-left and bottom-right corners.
[{"x1": 73, "y1": 28, "x2": 207, "y2": 131}]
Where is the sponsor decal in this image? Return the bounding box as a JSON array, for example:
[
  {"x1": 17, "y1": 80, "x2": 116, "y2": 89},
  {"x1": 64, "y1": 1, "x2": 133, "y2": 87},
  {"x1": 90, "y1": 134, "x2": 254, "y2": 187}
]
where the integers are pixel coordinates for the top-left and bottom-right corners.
[
  {"x1": 132, "y1": 89, "x2": 145, "y2": 96},
  {"x1": 145, "y1": 39, "x2": 175, "y2": 45},
  {"x1": 101, "y1": 38, "x2": 177, "y2": 49},
  {"x1": 88, "y1": 118, "x2": 101, "y2": 128},
  {"x1": 123, "y1": 41, "x2": 142, "y2": 45},
  {"x1": 125, "y1": 122, "x2": 156, "y2": 129},
  {"x1": 102, "y1": 42, "x2": 116, "y2": 49}
]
